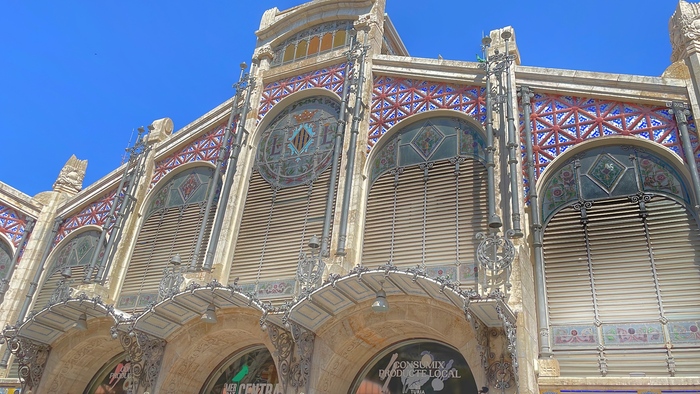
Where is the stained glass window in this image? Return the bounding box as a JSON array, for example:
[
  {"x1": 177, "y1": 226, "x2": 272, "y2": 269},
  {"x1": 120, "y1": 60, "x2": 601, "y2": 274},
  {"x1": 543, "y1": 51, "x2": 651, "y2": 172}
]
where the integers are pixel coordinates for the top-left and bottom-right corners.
[{"x1": 270, "y1": 20, "x2": 354, "y2": 67}]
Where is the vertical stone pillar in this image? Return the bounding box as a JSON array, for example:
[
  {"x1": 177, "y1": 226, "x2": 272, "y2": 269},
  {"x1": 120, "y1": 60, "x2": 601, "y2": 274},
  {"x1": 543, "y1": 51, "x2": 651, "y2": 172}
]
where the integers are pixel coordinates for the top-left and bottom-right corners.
[{"x1": 670, "y1": 1, "x2": 700, "y2": 131}]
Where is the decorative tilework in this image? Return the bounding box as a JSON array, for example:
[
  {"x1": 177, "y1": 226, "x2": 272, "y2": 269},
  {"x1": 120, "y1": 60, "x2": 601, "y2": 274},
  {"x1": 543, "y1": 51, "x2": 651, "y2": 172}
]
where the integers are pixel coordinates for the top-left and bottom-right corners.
[
  {"x1": 258, "y1": 63, "x2": 346, "y2": 121},
  {"x1": 0, "y1": 205, "x2": 28, "y2": 247},
  {"x1": 638, "y1": 152, "x2": 683, "y2": 197},
  {"x1": 55, "y1": 189, "x2": 118, "y2": 245},
  {"x1": 551, "y1": 325, "x2": 597, "y2": 347},
  {"x1": 411, "y1": 122, "x2": 445, "y2": 160},
  {"x1": 602, "y1": 323, "x2": 664, "y2": 346},
  {"x1": 588, "y1": 154, "x2": 625, "y2": 191},
  {"x1": 668, "y1": 321, "x2": 700, "y2": 343},
  {"x1": 369, "y1": 76, "x2": 486, "y2": 151},
  {"x1": 425, "y1": 265, "x2": 458, "y2": 280},
  {"x1": 541, "y1": 163, "x2": 577, "y2": 218},
  {"x1": 239, "y1": 279, "x2": 296, "y2": 300},
  {"x1": 150, "y1": 124, "x2": 227, "y2": 188},
  {"x1": 520, "y1": 94, "x2": 700, "y2": 185},
  {"x1": 459, "y1": 263, "x2": 478, "y2": 281}
]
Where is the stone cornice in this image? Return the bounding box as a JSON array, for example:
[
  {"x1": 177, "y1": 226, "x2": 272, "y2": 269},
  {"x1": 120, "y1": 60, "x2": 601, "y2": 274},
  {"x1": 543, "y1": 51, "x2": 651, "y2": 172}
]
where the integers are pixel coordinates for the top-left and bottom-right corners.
[
  {"x1": 0, "y1": 182, "x2": 41, "y2": 218},
  {"x1": 372, "y1": 54, "x2": 484, "y2": 85},
  {"x1": 515, "y1": 65, "x2": 689, "y2": 105}
]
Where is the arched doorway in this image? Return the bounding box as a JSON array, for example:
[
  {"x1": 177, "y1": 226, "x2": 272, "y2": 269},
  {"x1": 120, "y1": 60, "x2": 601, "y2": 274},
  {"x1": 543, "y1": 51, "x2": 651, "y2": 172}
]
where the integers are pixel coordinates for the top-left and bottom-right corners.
[
  {"x1": 200, "y1": 346, "x2": 282, "y2": 394},
  {"x1": 350, "y1": 340, "x2": 478, "y2": 394}
]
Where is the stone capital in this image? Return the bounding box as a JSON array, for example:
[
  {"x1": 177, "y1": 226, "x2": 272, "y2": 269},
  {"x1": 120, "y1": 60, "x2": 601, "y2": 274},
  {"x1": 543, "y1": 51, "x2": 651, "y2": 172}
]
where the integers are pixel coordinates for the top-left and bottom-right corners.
[{"x1": 255, "y1": 45, "x2": 274, "y2": 62}]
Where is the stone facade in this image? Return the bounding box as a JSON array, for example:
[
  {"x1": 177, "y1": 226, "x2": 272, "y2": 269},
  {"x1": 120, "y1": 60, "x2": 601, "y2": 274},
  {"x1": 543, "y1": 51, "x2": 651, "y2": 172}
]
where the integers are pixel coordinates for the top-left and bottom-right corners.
[{"x1": 1, "y1": 1, "x2": 700, "y2": 393}]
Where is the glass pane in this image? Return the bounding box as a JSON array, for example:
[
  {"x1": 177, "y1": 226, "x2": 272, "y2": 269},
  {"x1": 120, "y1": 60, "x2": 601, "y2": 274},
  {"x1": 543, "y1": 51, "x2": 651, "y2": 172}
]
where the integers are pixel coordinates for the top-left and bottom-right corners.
[
  {"x1": 320, "y1": 32, "x2": 333, "y2": 52},
  {"x1": 352, "y1": 341, "x2": 478, "y2": 394},
  {"x1": 333, "y1": 30, "x2": 347, "y2": 49},
  {"x1": 283, "y1": 44, "x2": 294, "y2": 63},
  {"x1": 308, "y1": 36, "x2": 320, "y2": 56},
  {"x1": 295, "y1": 40, "x2": 308, "y2": 60},
  {"x1": 202, "y1": 347, "x2": 281, "y2": 394}
]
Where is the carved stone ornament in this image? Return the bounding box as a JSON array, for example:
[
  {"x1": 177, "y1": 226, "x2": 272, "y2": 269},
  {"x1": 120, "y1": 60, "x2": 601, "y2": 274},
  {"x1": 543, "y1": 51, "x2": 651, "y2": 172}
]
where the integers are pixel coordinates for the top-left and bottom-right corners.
[
  {"x1": 52, "y1": 154, "x2": 87, "y2": 194},
  {"x1": 354, "y1": 13, "x2": 376, "y2": 31},
  {"x1": 670, "y1": 1, "x2": 700, "y2": 62},
  {"x1": 148, "y1": 118, "x2": 174, "y2": 144},
  {"x1": 255, "y1": 45, "x2": 274, "y2": 61},
  {"x1": 537, "y1": 357, "x2": 560, "y2": 377}
]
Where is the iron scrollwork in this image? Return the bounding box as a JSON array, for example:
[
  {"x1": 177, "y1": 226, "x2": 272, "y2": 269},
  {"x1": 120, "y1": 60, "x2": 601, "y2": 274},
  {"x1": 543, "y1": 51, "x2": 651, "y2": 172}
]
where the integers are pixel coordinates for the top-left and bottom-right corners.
[
  {"x1": 115, "y1": 329, "x2": 166, "y2": 392},
  {"x1": 0, "y1": 331, "x2": 50, "y2": 391}
]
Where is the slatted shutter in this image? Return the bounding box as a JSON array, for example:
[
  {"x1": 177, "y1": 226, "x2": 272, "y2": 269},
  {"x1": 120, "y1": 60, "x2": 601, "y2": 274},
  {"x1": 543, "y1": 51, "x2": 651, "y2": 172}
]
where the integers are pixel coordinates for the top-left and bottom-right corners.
[
  {"x1": 544, "y1": 195, "x2": 700, "y2": 377},
  {"x1": 118, "y1": 166, "x2": 215, "y2": 310},
  {"x1": 33, "y1": 230, "x2": 102, "y2": 312},
  {"x1": 363, "y1": 158, "x2": 486, "y2": 271},
  {"x1": 543, "y1": 208, "x2": 594, "y2": 325},
  {"x1": 646, "y1": 198, "x2": 700, "y2": 320},
  {"x1": 230, "y1": 168, "x2": 334, "y2": 284}
]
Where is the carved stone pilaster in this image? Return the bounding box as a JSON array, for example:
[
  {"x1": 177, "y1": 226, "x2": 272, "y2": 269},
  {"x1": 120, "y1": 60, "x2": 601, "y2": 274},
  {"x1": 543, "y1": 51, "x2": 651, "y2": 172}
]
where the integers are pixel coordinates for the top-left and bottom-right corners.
[
  {"x1": 115, "y1": 329, "x2": 166, "y2": 392},
  {"x1": 353, "y1": 13, "x2": 377, "y2": 31}
]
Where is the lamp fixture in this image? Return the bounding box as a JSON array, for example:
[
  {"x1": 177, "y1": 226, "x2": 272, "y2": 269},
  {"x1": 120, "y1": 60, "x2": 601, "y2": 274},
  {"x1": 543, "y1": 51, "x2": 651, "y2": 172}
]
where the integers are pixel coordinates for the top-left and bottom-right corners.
[
  {"x1": 201, "y1": 302, "x2": 218, "y2": 324},
  {"x1": 61, "y1": 266, "x2": 73, "y2": 279},
  {"x1": 170, "y1": 253, "x2": 182, "y2": 266},
  {"x1": 371, "y1": 281, "x2": 389, "y2": 312},
  {"x1": 75, "y1": 312, "x2": 88, "y2": 331}
]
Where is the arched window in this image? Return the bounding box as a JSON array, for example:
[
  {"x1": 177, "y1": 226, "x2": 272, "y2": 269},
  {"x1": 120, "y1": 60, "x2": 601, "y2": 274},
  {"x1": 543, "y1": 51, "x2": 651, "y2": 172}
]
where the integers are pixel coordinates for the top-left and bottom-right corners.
[
  {"x1": 363, "y1": 117, "x2": 487, "y2": 286},
  {"x1": 34, "y1": 230, "x2": 104, "y2": 311},
  {"x1": 118, "y1": 166, "x2": 215, "y2": 310},
  {"x1": 230, "y1": 96, "x2": 340, "y2": 299},
  {"x1": 541, "y1": 144, "x2": 700, "y2": 376},
  {"x1": 201, "y1": 347, "x2": 280, "y2": 394},
  {"x1": 270, "y1": 20, "x2": 354, "y2": 67}
]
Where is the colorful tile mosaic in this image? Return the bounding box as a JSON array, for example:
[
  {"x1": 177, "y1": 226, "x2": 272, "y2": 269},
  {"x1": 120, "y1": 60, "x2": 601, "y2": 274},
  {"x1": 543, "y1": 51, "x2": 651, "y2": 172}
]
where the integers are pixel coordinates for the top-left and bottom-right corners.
[
  {"x1": 588, "y1": 153, "x2": 625, "y2": 192},
  {"x1": 150, "y1": 124, "x2": 227, "y2": 188},
  {"x1": 459, "y1": 263, "x2": 478, "y2": 281},
  {"x1": 55, "y1": 189, "x2": 118, "y2": 246},
  {"x1": 411, "y1": 122, "x2": 445, "y2": 160},
  {"x1": 0, "y1": 205, "x2": 28, "y2": 247},
  {"x1": 551, "y1": 325, "x2": 598, "y2": 347},
  {"x1": 258, "y1": 63, "x2": 346, "y2": 121},
  {"x1": 425, "y1": 265, "x2": 458, "y2": 280},
  {"x1": 521, "y1": 94, "x2": 700, "y2": 184},
  {"x1": 668, "y1": 321, "x2": 700, "y2": 343},
  {"x1": 239, "y1": 279, "x2": 296, "y2": 300},
  {"x1": 602, "y1": 323, "x2": 664, "y2": 346},
  {"x1": 370, "y1": 76, "x2": 486, "y2": 151},
  {"x1": 638, "y1": 152, "x2": 684, "y2": 197}
]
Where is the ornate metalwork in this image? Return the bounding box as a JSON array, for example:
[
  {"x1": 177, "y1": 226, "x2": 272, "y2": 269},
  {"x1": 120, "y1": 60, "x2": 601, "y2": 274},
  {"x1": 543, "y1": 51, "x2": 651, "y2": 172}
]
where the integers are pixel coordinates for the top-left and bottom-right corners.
[
  {"x1": 486, "y1": 355, "x2": 514, "y2": 390},
  {"x1": 475, "y1": 230, "x2": 515, "y2": 294},
  {"x1": 597, "y1": 345, "x2": 608, "y2": 377},
  {"x1": 0, "y1": 332, "x2": 50, "y2": 391},
  {"x1": 158, "y1": 258, "x2": 186, "y2": 301},
  {"x1": 296, "y1": 237, "x2": 326, "y2": 300},
  {"x1": 290, "y1": 322, "x2": 315, "y2": 390},
  {"x1": 496, "y1": 301, "x2": 518, "y2": 383},
  {"x1": 116, "y1": 329, "x2": 166, "y2": 392},
  {"x1": 47, "y1": 273, "x2": 73, "y2": 307},
  {"x1": 267, "y1": 323, "x2": 294, "y2": 392}
]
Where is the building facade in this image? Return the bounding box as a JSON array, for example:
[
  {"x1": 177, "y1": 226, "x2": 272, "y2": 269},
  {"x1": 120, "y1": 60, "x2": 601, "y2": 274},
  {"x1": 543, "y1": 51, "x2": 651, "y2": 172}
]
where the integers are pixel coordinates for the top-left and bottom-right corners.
[{"x1": 1, "y1": 0, "x2": 700, "y2": 393}]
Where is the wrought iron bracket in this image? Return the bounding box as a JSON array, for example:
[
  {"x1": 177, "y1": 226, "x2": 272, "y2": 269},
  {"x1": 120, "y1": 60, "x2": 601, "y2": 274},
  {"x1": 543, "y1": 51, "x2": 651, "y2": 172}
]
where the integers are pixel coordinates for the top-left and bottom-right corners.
[
  {"x1": 113, "y1": 327, "x2": 166, "y2": 392},
  {"x1": 0, "y1": 330, "x2": 50, "y2": 392}
]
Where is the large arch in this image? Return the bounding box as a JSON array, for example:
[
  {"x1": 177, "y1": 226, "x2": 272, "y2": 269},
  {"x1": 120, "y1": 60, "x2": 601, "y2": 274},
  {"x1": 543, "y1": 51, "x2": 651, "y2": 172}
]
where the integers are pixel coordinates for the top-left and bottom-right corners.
[
  {"x1": 538, "y1": 137, "x2": 700, "y2": 377},
  {"x1": 155, "y1": 307, "x2": 274, "y2": 394},
  {"x1": 309, "y1": 296, "x2": 487, "y2": 393},
  {"x1": 38, "y1": 317, "x2": 124, "y2": 393},
  {"x1": 116, "y1": 163, "x2": 216, "y2": 311}
]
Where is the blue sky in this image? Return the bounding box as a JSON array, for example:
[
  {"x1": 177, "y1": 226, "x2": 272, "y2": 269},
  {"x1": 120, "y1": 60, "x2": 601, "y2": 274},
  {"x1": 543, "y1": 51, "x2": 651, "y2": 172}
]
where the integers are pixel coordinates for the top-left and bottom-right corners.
[{"x1": 0, "y1": 0, "x2": 677, "y2": 197}]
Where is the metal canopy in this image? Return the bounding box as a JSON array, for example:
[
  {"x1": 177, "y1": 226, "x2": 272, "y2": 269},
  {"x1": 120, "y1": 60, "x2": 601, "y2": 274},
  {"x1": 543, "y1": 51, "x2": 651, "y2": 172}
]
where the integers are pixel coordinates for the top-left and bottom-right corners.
[
  {"x1": 11, "y1": 295, "x2": 125, "y2": 345},
  {"x1": 281, "y1": 267, "x2": 515, "y2": 333},
  {"x1": 132, "y1": 283, "x2": 265, "y2": 339}
]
